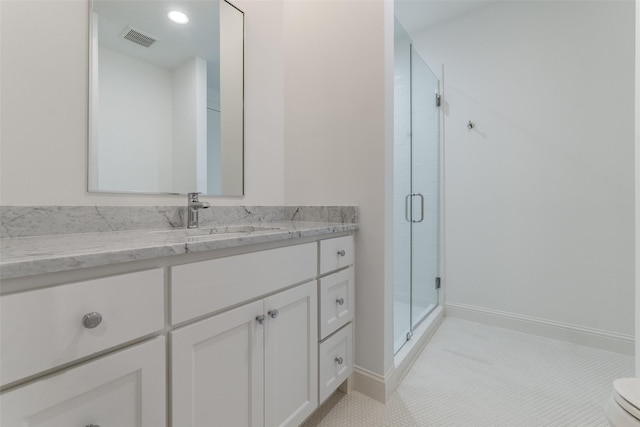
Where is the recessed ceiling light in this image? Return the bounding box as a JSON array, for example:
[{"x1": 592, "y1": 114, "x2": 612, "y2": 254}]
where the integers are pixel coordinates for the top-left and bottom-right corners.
[{"x1": 168, "y1": 11, "x2": 189, "y2": 24}]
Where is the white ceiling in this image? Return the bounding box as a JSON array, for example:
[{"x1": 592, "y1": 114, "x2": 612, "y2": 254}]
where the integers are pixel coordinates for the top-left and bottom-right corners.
[
  {"x1": 94, "y1": 0, "x2": 221, "y2": 86},
  {"x1": 394, "y1": 0, "x2": 494, "y2": 35}
]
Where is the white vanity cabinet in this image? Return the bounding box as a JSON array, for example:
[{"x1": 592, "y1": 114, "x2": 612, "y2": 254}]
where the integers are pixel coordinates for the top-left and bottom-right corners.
[
  {"x1": 170, "y1": 242, "x2": 319, "y2": 427},
  {"x1": 0, "y1": 336, "x2": 167, "y2": 427},
  {"x1": 171, "y1": 281, "x2": 318, "y2": 427},
  {"x1": 317, "y1": 236, "x2": 355, "y2": 405},
  {"x1": 0, "y1": 231, "x2": 356, "y2": 427}
]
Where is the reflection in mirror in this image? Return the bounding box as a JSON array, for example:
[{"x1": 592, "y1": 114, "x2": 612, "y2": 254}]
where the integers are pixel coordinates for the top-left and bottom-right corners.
[{"x1": 89, "y1": 0, "x2": 244, "y2": 196}]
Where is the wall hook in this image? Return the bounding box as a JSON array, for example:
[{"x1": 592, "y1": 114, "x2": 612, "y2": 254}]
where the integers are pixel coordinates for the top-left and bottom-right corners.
[{"x1": 467, "y1": 121, "x2": 475, "y2": 130}]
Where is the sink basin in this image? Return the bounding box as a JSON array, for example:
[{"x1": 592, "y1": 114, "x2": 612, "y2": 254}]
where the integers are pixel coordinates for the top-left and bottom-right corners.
[{"x1": 151, "y1": 225, "x2": 285, "y2": 238}]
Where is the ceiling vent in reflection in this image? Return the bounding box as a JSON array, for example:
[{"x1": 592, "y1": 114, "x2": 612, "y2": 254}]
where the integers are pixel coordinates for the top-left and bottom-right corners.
[{"x1": 121, "y1": 26, "x2": 158, "y2": 48}]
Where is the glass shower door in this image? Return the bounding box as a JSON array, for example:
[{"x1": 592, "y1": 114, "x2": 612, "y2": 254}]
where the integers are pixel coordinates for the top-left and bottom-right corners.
[
  {"x1": 409, "y1": 47, "x2": 440, "y2": 330},
  {"x1": 393, "y1": 26, "x2": 440, "y2": 355}
]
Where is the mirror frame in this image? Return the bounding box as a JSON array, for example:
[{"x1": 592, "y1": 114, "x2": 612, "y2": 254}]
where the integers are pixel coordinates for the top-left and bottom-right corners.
[{"x1": 87, "y1": 0, "x2": 245, "y2": 197}]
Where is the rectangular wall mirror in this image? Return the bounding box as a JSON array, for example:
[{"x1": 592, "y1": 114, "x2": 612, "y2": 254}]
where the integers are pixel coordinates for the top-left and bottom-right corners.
[{"x1": 88, "y1": 0, "x2": 244, "y2": 196}]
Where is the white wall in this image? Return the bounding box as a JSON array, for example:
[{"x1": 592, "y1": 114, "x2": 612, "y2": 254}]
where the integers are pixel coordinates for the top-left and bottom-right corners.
[
  {"x1": 0, "y1": 0, "x2": 284, "y2": 205},
  {"x1": 220, "y1": 0, "x2": 244, "y2": 196},
  {"x1": 411, "y1": 1, "x2": 636, "y2": 339},
  {"x1": 97, "y1": 46, "x2": 173, "y2": 193},
  {"x1": 282, "y1": 0, "x2": 393, "y2": 377}
]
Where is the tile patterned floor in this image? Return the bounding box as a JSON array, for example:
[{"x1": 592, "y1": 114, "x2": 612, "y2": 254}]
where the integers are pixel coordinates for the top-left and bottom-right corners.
[{"x1": 303, "y1": 317, "x2": 634, "y2": 426}]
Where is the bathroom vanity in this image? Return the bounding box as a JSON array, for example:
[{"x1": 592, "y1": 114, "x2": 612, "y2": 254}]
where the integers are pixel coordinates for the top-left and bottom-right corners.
[{"x1": 0, "y1": 207, "x2": 357, "y2": 426}]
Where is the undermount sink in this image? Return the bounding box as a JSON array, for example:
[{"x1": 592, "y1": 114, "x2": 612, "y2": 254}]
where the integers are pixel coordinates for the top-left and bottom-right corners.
[{"x1": 151, "y1": 225, "x2": 285, "y2": 238}]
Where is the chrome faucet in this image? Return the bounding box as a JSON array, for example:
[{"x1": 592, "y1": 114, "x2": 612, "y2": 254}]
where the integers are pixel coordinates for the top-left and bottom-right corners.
[{"x1": 187, "y1": 192, "x2": 210, "y2": 229}]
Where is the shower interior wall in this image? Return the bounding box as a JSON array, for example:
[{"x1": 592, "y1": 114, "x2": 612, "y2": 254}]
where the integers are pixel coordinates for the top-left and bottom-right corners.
[{"x1": 406, "y1": 0, "x2": 635, "y2": 351}]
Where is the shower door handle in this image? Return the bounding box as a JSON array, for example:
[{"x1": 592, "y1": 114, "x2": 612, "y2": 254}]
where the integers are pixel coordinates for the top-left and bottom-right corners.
[
  {"x1": 405, "y1": 193, "x2": 425, "y2": 223},
  {"x1": 413, "y1": 193, "x2": 425, "y2": 223}
]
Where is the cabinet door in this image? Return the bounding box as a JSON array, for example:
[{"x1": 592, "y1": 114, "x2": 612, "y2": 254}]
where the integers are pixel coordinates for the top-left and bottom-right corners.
[
  {"x1": 0, "y1": 337, "x2": 166, "y2": 427},
  {"x1": 171, "y1": 300, "x2": 264, "y2": 427},
  {"x1": 264, "y1": 281, "x2": 318, "y2": 427}
]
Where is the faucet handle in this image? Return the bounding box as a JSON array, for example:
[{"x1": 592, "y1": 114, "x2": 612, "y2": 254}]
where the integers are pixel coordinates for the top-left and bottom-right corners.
[{"x1": 188, "y1": 192, "x2": 201, "y2": 201}]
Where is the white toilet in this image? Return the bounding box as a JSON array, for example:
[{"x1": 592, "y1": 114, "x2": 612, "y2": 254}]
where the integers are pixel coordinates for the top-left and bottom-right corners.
[{"x1": 606, "y1": 378, "x2": 640, "y2": 426}]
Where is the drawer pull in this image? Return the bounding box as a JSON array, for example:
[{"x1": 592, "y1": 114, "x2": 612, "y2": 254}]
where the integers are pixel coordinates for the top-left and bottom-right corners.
[
  {"x1": 256, "y1": 315, "x2": 266, "y2": 325},
  {"x1": 82, "y1": 312, "x2": 103, "y2": 329},
  {"x1": 336, "y1": 297, "x2": 345, "y2": 306},
  {"x1": 86, "y1": 424, "x2": 101, "y2": 427},
  {"x1": 268, "y1": 309, "x2": 279, "y2": 319},
  {"x1": 335, "y1": 356, "x2": 344, "y2": 365},
  {"x1": 337, "y1": 250, "x2": 346, "y2": 257}
]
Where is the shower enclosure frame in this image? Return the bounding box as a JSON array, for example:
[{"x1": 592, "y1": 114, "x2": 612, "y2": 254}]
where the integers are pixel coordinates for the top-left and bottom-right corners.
[{"x1": 393, "y1": 27, "x2": 442, "y2": 356}]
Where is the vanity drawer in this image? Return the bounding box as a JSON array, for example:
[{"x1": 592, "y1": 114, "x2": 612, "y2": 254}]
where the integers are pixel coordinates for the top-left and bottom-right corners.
[
  {"x1": 319, "y1": 267, "x2": 354, "y2": 340},
  {"x1": 318, "y1": 323, "x2": 353, "y2": 404},
  {"x1": 319, "y1": 235, "x2": 354, "y2": 275},
  {"x1": 1, "y1": 336, "x2": 166, "y2": 427},
  {"x1": 0, "y1": 269, "x2": 164, "y2": 386},
  {"x1": 171, "y1": 242, "x2": 317, "y2": 325}
]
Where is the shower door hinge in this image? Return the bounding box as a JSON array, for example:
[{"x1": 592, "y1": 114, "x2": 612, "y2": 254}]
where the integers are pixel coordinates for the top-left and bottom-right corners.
[
  {"x1": 435, "y1": 93, "x2": 441, "y2": 107},
  {"x1": 435, "y1": 277, "x2": 441, "y2": 289}
]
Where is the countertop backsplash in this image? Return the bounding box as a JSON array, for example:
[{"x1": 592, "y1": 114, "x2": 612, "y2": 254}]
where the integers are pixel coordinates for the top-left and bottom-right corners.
[{"x1": 0, "y1": 206, "x2": 359, "y2": 239}]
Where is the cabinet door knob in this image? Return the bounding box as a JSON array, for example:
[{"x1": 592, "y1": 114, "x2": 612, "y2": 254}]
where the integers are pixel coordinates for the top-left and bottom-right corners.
[
  {"x1": 336, "y1": 297, "x2": 345, "y2": 306},
  {"x1": 82, "y1": 312, "x2": 102, "y2": 329},
  {"x1": 268, "y1": 309, "x2": 279, "y2": 319},
  {"x1": 335, "y1": 356, "x2": 344, "y2": 365},
  {"x1": 337, "y1": 250, "x2": 346, "y2": 257},
  {"x1": 256, "y1": 315, "x2": 266, "y2": 325}
]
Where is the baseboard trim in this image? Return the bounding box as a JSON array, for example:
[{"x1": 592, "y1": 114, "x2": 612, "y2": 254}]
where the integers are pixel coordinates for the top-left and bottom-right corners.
[
  {"x1": 353, "y1": 306, "x2": 445, "y2": 403},
  {"x1": 445, "y1": 302, "x2": 634, "y2": 355},
  {"x1": 353, "y1": 366, "x2": 388, "y2": 403}
]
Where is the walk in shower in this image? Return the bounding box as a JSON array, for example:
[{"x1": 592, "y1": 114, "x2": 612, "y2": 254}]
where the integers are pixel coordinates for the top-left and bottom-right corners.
[{"x1": 393, "y1": 21, "x2": 441, "y2": 355}]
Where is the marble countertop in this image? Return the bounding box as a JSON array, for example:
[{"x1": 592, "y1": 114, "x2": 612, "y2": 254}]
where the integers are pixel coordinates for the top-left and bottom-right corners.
[{"x1": 0, "y1": 221, "x2": 358, "y2": 280}]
